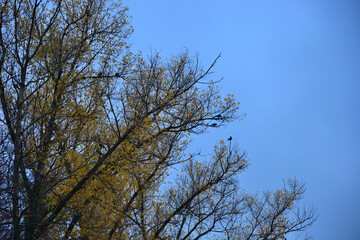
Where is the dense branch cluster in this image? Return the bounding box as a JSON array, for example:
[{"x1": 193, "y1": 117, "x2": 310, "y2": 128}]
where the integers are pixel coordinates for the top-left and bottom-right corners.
[{"x1": 0, "y1": 0, "x2": 316, "y2": 239}]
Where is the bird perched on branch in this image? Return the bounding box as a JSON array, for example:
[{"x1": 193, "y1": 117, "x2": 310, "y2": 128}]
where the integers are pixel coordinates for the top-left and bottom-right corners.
[
  {"x1": 214, "y1": 114, "x2": 222, "y2": 119},
  {"x1": 228, "y1": 136, "x2": 232, "y2": 141},
  {"x1": 210, "y1": 123, "x2": 217, "y2": 127}
]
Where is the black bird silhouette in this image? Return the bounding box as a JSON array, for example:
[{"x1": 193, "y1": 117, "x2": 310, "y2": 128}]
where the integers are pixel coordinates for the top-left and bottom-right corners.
[
  {"x1": 115, "y1": 72, "x2": 120, "y2": 77},
  {"x1": 228, "y1": 136, "x2": 232, "y2": 141},
  {"x1": 214, "y1": 114, "x2": 222, "y2": 119},
  {"x1": 210, "y1": 123, "x2": 217, "y2": 127}
]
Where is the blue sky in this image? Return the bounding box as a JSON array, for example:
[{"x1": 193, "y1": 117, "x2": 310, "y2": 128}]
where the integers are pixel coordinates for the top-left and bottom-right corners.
[{"x1": 122, "y1": 1, "x2": 360, "y2": 239}]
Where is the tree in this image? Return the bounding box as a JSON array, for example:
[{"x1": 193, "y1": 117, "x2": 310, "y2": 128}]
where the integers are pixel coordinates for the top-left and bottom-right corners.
[{"x1": 0, "y1": 0, "x2": 317, "y2": 239}]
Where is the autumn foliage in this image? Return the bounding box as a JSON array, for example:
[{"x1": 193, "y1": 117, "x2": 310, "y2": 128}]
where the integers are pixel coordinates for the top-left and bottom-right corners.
[{"x1": 0, "y1": 0, "x2": 316, "y2": 239}]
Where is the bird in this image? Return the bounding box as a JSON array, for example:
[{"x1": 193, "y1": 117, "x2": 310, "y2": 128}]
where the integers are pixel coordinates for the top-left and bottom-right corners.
[
  {"x1": 214, "y1": 114, "x2": 222, "y2": 119},
  {"x1": 228, "y1": 136, "x2": 232, "y2": 141},
  {"x1": 115, "y1": 72, "x2": 120, "y2": 77},
  {"x1": 210, "y1": 123, "x2": 217, "y2": 127}
]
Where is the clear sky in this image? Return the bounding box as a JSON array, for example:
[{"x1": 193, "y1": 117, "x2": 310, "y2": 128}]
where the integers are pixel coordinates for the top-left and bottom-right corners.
[{"x1": 122, "y1": 1, "x2": 360, "y2": 239}]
